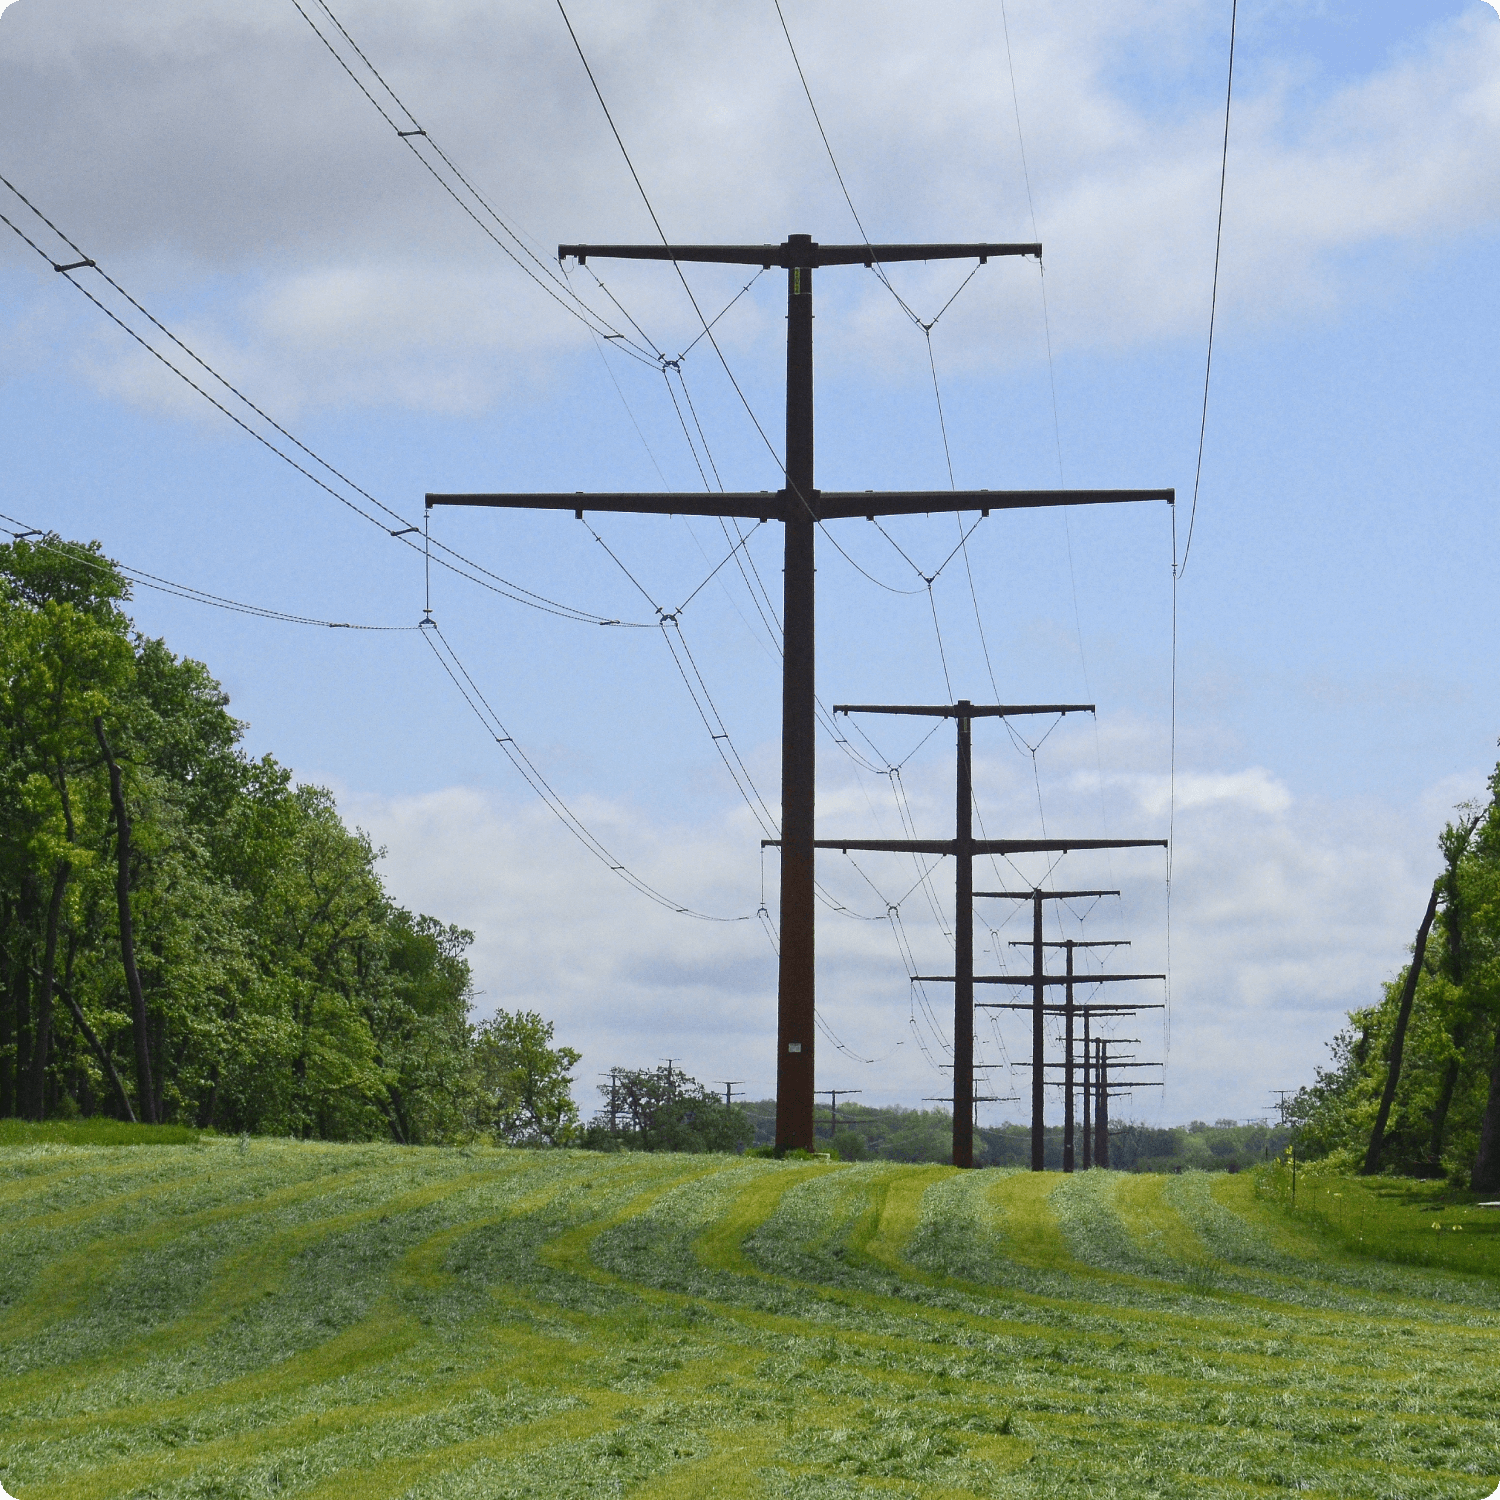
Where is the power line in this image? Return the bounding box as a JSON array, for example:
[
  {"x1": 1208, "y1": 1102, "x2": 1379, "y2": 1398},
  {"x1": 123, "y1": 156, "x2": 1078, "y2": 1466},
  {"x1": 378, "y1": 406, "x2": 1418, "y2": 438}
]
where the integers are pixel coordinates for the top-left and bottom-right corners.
[
  {"x1": 1168, "y1": 0, "x2": 1239, "y2": 1057},
  {"x1": 1178, "y1": 0, "x2": 1238, "y2": 580},
  {"x1": 553, "y1": 0, "x2": 785, "y2": 475},
  {"x1": 0, "y1": 177, "x2": 650, "y2": 632},
  {"x1": 290, "y1": 0, "x2": 660, "y2": 365},
  {"x1": 424, "y1": 621, "x2": 750, "y2": 923},
  {"x1": 0, "y1": 514, "x2": 416, "y2": 631},
  {"x1": 0, "y1": 512, "x2": 760, "y2": 927}
]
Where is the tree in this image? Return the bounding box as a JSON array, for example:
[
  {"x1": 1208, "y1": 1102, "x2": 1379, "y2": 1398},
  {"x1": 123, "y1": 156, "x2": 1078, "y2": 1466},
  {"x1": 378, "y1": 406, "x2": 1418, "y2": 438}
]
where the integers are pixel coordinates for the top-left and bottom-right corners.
[
  {"x1": 1292, "y1": 758, "x2": 1500, "y2": 1185},
  {"x1": 0, "y1": 533, "x2": 484, "y2": 1141},
  {"x1": 1464, "y1": 764, "x2": 1500, "y2": 1191},
  {"x1": 473, "y1": 1010, "x2": 580, "y2": 1146},
  {"x1": 585, "y1": 1064, "x2": 752, "y2": 1154},
  {"x1": 0, "y1": 540, "x2": 133, "y2": 1118}
]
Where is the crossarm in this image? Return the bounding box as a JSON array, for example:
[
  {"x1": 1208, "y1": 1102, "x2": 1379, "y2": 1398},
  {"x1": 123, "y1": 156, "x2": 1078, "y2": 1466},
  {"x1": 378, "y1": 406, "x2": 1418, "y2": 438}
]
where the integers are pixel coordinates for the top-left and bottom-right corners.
[
  {"x1": 834, "y1": 703, "x2": 1094, "y2": 718},
  {"x1": 918, "y1": 973, "x2": 1165, "y2": 985},
  {"x1": 559, "y1": 242, "x2": 1041, "y2": 269},
  {"x1": 426, "y1": 492, "x2": 780, "y2": 521},
  {"x1": 974, "y1": 973, "x2": 1165, "y2": 985},
  {"x1": 426, "y1": 488, "x2": 1173, "y2": 522},
  {"x1": 760, "y1": 838, "x2": 1166, "y2": 855},
  {"x1": 815, "y1": 488, "x2": 1173, "y2": 519},
  {"x1": 979, "y1": 1003, "x2": 1165, "y2": 1013}
]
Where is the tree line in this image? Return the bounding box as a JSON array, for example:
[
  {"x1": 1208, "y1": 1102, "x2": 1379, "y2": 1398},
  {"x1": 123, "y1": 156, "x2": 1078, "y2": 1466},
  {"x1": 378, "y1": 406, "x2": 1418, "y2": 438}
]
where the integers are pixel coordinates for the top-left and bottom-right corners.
[
  {"x1": 1291, "y1": 757, "x2": 1500, "y2": 1190},
  {"x1": 0, "y1": 533, "x2": 588, "y2": 1145}
]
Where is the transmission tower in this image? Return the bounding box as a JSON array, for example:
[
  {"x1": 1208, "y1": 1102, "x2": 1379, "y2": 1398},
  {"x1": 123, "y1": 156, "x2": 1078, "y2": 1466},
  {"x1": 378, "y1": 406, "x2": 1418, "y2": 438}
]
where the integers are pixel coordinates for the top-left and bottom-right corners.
[{"x1": 428, "y1": 234, "x2": 1172, "y2": 1152}]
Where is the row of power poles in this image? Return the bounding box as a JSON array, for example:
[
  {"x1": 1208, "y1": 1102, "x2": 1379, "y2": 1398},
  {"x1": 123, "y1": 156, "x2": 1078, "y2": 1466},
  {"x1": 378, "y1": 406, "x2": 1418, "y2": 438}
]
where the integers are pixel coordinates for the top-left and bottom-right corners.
[{"x1": 790, "y1": 701, "x2": 1165, "y2": 1169}]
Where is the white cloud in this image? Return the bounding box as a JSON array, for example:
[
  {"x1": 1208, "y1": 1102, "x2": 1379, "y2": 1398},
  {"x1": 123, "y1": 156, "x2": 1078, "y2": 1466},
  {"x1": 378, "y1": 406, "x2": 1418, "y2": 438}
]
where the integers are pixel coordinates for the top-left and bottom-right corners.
[
  {"x1": 346, "y1": 743, "x2": 1468, "y2": 1124},
  {"x1": 2, "y1": 0, "x2": 1498, "y2": 413}
]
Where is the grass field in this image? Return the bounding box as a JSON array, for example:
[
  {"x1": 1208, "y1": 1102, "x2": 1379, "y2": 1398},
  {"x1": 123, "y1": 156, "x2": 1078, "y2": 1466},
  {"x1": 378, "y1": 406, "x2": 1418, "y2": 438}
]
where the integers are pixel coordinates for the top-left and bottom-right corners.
[{"x1": 1, "y1": 1134, "x2": 1497, "y2": 1499}]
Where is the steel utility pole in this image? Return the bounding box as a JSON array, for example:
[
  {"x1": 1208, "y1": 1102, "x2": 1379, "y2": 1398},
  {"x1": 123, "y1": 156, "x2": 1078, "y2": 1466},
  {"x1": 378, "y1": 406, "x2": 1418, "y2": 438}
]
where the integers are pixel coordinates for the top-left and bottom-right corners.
[
  {"x1": 974, "y1": 971, "x2": 1162, "y2": 1172},
  {"x1": 797, "y1": 703, "x2": 1161, "y2": 1169},
  {"x1": 428, "y1": 235, "x2": 1173, "y2": 1154},
  {"x1": 1091, "y1": 1037, "x2": 1163, "y2": 1167},
  {"x1": 1082, "y1": 1010, "x2": 1091, "y2": 1169},
  {"x1": 1016, "y1": 1037, "x2": 1160, "y2": 1170},
  {"x1": 976, "y1": 890, "x2": 1115, "y2": 1169},
  {"x1": 1096, "y1": 1040, "x2": 1110, "y2": 1166}
]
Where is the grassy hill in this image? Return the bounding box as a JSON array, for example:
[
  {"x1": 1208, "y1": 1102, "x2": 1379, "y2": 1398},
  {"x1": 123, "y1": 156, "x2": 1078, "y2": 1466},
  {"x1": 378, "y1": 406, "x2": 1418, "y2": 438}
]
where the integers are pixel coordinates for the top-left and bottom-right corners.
[{"x1": 1, "y1": 1130, "x2": 1496, "y2": 1498}]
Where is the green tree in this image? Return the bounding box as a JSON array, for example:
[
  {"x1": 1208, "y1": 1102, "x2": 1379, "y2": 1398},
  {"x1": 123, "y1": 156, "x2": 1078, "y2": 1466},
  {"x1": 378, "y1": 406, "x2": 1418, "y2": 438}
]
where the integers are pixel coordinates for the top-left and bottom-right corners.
[
  {"x1": 0, "y1": 537, "x2": 133, "y2": 1118},
  {"x1": 585, "y1": 1064, "x2": 751, "y2": 1154},
  {"x1": 0, "y1": 532, "x2": 485, "y2": 1142},
  {"x1": 473, "y1": 1010, "x2": 580, "y2": 1145}
]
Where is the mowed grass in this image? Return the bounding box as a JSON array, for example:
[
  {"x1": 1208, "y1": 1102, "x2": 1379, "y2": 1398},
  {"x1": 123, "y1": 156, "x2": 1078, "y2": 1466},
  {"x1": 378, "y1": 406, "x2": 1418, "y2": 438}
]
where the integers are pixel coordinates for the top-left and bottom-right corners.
[{"x1": 1, "y1": 1137, "x2": 1498, "y2": 1499}]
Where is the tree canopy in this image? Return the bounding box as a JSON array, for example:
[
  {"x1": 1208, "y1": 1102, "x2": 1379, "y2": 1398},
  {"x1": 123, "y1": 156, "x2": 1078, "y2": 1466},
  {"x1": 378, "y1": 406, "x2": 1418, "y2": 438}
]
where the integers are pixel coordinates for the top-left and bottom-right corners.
[
  {"x1": 0, "y1": 533, "x2": 493, "y2": 1141},
  {"x1": 1292, "y1": 756, "x2": 1500, "y2": 1189}
]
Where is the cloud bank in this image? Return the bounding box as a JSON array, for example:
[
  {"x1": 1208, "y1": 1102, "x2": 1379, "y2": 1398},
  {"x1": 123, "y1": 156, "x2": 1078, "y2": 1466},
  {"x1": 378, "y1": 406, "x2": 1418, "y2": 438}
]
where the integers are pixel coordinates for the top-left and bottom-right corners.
[
  {"x1": 3, "y1": 0, "x2": 1498, "y2": 414},
  {"x1": 346, "y1": 733, "x2": 1468, "y2": 1124}
]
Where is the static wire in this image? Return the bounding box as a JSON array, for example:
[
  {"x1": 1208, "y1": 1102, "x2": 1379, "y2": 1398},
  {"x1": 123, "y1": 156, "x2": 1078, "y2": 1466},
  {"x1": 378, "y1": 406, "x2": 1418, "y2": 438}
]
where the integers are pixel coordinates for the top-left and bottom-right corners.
[{"x1": 1167, "y1": 0, "x2": 1239, "y2": 1059}]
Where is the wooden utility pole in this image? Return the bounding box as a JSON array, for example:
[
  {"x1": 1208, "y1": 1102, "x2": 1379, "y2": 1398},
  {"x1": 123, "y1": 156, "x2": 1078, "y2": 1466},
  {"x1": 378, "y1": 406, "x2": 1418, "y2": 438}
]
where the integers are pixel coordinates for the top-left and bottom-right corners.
[
  {"x1": 1026, "y1": 939, "x2": 1130, "y2": 1172},
  {"x1": 428, "y1": 234, "x2": 1173, "y2": 1153},
  {"x1": 802, "y1": 705, "x2": 1161, "y2": 1169},
  {"x1": 816, "y1": 1086, "x2": 861, "y2": 1142},
  {"x1": 971, "y1": 887, "x2": 1166, "y2": 1170},
  {"x1": 979, "y1": 985, "x2": 1164, "y2": 1171}
]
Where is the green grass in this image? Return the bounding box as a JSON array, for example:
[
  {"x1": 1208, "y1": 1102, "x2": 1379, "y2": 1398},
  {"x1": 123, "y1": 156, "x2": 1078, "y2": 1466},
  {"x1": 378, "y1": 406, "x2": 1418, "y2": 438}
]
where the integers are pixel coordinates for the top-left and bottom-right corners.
[
  {"x1": 0, "y1": 1119, "x2": 204, "y2": 1147},
  {"x1": 1, "y1": 1144, "x2": 1497, "y2": 1498}
]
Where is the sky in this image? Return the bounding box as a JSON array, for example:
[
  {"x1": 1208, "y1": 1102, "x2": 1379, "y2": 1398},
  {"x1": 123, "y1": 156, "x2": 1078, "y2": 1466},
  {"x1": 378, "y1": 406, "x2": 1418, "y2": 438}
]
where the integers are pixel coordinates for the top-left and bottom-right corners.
[{"x1": 2, "y1": 0, "x2": 1497, "y2": 1130}]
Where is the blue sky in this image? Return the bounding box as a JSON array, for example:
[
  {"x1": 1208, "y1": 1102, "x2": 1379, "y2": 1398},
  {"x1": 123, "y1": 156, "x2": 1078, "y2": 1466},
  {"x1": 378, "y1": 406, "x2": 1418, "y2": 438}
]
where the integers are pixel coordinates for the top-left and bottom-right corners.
[{"x1": 2, "y1": 0, "x2": 1497, "y2": 1123}]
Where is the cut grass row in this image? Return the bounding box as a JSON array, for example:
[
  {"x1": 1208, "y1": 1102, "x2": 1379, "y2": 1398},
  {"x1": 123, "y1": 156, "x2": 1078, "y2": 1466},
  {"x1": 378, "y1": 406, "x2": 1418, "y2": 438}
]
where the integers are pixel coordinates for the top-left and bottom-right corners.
[{"x1": 0, "y1": 1136, "x2": 1496, "y2": 1498}]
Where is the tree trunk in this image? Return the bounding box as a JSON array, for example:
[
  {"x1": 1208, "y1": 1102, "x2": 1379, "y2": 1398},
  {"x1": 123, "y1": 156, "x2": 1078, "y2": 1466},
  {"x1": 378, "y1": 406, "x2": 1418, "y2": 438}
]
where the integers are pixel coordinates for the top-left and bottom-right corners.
[
  {"x1": 1428, "y1": 1040, "x2": 1465, "y2": 1164},
  {"x1": 1471, "y1": 1027, "x2": 1500, "y2": 1194},
  {"x1": 9, "y1": 879, "x2": 36, "y2": 1119},
  {"x1": 59, "y1": 983, "x2": 136, "y2": 1124},
  {"x1": 27, "y1": 861, "x2": 70, "y2": 1120},
  {"x1": 1, "y1": 895, "x2": 18, "y2": 1118},
  {"x1": 1426, "y1": 817, "x2": 1479, "y2": 1168},
  {"x1": 195, "y1": 1062, "x2": 220, "y2": 1130},
  {"x1": 1363, "y1": 883, "x2": 1439, "y2": 1175},
  {"x1": 94, "y1": 718, "x2": 156, "y2": 1125}
]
